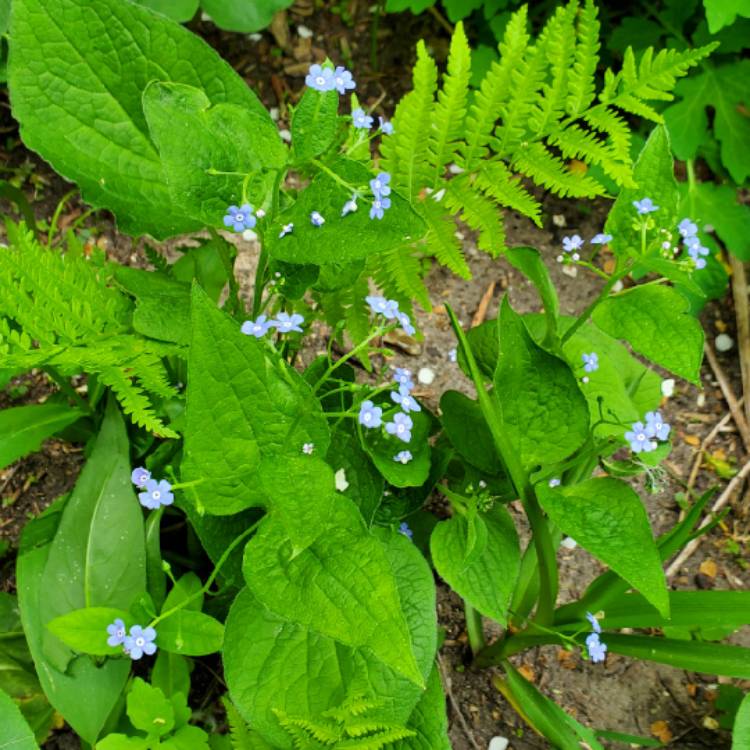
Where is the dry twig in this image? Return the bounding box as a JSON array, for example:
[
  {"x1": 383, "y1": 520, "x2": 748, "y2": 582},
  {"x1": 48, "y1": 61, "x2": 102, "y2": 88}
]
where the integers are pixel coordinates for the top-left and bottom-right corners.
[
  {"x1": 437, "y1": 655, "x2": 482, "y2": 750},
  {"x1": 704, "y1": 342, "x2": 750, "y2": 451},
  {"x1": 687, "y1": 406, "x2": 740, "y2": 493},
  {"x1": 472, "y1": 280, "x2": 497, "y2": 328},
  {"x1": 730, "y1": 254, "x2": 750, "y2": 430}
]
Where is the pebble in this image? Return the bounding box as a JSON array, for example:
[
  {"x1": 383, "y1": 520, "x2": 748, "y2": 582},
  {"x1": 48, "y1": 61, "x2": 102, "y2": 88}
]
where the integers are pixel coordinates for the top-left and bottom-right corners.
[
  {"x1": 279, "y1": 128, "x2": 292, "y2": 142},
  {"x1": 560, "y1": 536, "x2": 578, "y2": 550},
  {"x1": 417, "y1": 367, "x2": 435, "y2": 385},
  {"x1": 552, "y1": 214, "x2": 566, "y2": 227},
  {"x1": 489, "y1": 737, "x2": 510, "y2": 750},
  {"x1": 247, "y1": 32, "x2": 263, "y2": 42},
  {"x1": 297, "y1": 25, "x2": 313, "y2": 38},
  {"x1": 242, "y1": 229, "x2": 257, "y2": 242},
  {"x1": 715, "y1": 333, "x2": 734, "y2": 352},
  {"x1": 661, "y1": 378, "x2": 675, "y2": 398},
  {"x1": 334, "y1": 469, "x2": 349, "y2": 492}
]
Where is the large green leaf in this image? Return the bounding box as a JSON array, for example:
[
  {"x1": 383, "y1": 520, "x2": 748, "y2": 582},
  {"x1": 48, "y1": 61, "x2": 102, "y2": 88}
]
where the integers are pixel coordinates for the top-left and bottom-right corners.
[
  {"x1": 156, "y1": 610, "x2": 224, "y2": 656},
  {"x1": 182, "y1": 285, "x2": 329, "y2": 516},
  {"x1": 592, "y1": 284, "x2": 704, "y2": 384},
  {"x1": 604, "y1": 126, "x2": 679, "y2": 258},
  {"x1": 16, "y1": 504, "x2": 131, "y2": 744},
  {"x1": 392, "y1": 666, "x2": 450, "y2": 749},
  {"x1": 243, "y1": 501, "x2": 426, "y2": 688},
  {"x1": 493, "y1": 298, "x2": 589, "y2": 469},
  {"x1": 201, "y1": 0, "x2": 293, "y2": 32},
  {"x1": 46, "y1": 607, "x2": 130, "y2": 656},
  {"x1": 133, "y1": 0, "x2": 198, "y2": 22},
  {"x1": 38, "y1": 398, "x2": 146, "y2": 670},
  {"x1": 537, "y1": 477, "x2": 668, "y2": 616},
  {"x1": 430, "y1": 507, "x2": 519, "y2": 624},
  {"x1": 143, "y1": 81, "x2": 286, "y2": 225},
  {"x1": 0, "y1": 403, "x2": 83, "y2": 470},
  {"x1": 291, "y1": 87, "x2": 340, "y2": 164},
  {"x1": 0, "y1": 688, "x2": 38, "y2": 750},
  {"x1": 225, "y1": 529, "x2": 436, "y2": 747},
  {"x1": 733, "y1": 693, "x2": 750, "y2": 750},
  {"x1": 8, "y1": 0, "x2": 265, "y2": 238},
  {"x1": 265, "y1": 158, "x2": 426, "y2": 265}
]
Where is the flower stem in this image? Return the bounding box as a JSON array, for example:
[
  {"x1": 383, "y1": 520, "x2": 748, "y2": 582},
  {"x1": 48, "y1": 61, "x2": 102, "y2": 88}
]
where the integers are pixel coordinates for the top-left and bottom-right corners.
[{"x1": 465, "y1": 603, "x2": 486, "y2": 655}]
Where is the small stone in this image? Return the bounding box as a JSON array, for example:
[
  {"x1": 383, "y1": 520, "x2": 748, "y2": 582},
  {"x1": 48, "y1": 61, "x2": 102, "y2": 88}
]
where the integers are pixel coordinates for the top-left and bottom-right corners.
[
  {"x1": 702, "y1": 716, "x2": 720, "y2": 730},
  {"x1": 279, "y1": 128, "x2": 292, "y2": 142},
  {"x1": 417, "y1": 367, "x2": 435, "y2": 385},
  {"x1": 715, "y1": 333, "x2": 734, "y2": 352},
  {"x1": 448, "y1": 163, "x2": 464, "y2": 174},
  {"x1": 696, "y1": 393, "x2": 706, "y2": 408},
  {"x1": 241, "y1": 229, "x2": 257, "y2": 241},
  {"x1": 561, "y1": 264, "x2": 578, "y2": 278},
  {"x1": 334, "y1": 468, "x2": 349, "y2": 492},
  {"x1": 560, "y1": 536, "x2": 577, "y2": 550},
  {"x1": 247, "y1": 32, "x2": 263, "y2": 42},
  {"x1": 488, "y1": 738, "x2": 509, "y2": 750},
  {"x1": 611, "y1": 280, "x2": 624, "y2": 292},
  {"x1": 552, "y1": 214, "x2": 566, "y2": 227},
  {"x1": 297, "y1": 25, "x2": 313, "y2": 38},
  {"x1": 661, "y1": 378, "x2": 675, "y2": 398},
  {"x1": 269, "y1": 107, "x2": 280, "y2": 121}
]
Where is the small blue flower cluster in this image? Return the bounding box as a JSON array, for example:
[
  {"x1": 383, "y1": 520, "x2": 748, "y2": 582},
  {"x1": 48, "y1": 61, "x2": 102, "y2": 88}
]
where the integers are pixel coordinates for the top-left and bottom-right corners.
[
  {"x1": 633, "y1": 197, "x2": 659, "y2": 215},
  {"x1": 240, "y1": 312, "x2": 304, "y2": 338},
  {"x1": 624, "y1": 410, "x2": 671, "y2": 454},
  {"x1": 365, "y1": 294, "x2": 415, "y2": 335},
  {"x1": 369, "y1": 172, "x2": 391, "y2": 221},
  {"x1": 107, "y1": 618, "x2": 157, "y2": 661},
  {"x1": 358, "y1": 367, "x2": 421, "y2": 464},
  {"x1": 398, "y1": 521, "x2": 413, "y2": 539},
  {"x1": 131, "y1": 468, "x2": 173, "y2": 510},
  {"x1": 557, "y1": 232, "x2": 612, "y2": 264},
  {"x1": 585, "y1": 612, "x2": 607, "y2": 663},
  {"x1": 581, "y1": 352, "x2": 598, "y2": 373},
  {"x1": 678, "y1": 217, "x2": 709, "y2": 270}
]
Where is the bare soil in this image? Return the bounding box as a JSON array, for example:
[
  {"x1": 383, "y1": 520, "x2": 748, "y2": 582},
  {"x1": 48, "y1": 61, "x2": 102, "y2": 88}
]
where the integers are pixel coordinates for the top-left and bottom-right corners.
[{"x1": 1, "y1": 3, "x2": 749, "y2": 749}]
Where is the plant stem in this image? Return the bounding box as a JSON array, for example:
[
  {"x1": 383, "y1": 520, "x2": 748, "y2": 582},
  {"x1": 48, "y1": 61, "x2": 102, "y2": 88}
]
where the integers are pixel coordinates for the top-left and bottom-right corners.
[
  {"x1": 45, "y1": 366, "x2": 92, "y2": 414},
  {"x1": 310, "y1": 158, "x2": 362, "y2": 196},
  {"x1": 464, "y1": 603, "x2": 486, "y2": 654}
]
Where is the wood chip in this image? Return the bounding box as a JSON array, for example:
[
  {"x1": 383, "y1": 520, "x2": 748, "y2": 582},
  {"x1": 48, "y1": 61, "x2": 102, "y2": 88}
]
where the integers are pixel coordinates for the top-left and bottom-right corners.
[
  {"x1": 472, "y1": 280, "x2": 497, "y2": 327},
  {"x1": 699, "y1": 559, "x2": 718, "y2": 578},
  {"x1": 518, "y1": 664, "x2": 535, "y2": 682},
  {"x1": 650, "y1": 720, "x2": 672, "y2": 743}
]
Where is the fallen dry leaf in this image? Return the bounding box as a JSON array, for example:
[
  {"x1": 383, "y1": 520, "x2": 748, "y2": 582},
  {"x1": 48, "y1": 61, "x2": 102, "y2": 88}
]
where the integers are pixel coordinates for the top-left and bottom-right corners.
[
  {"x1": 650, "y1": 720, "x2": 672, "y2": 743},
  {"x1": 518, "y1": 664, "x2": 536, "y2": 683},
  {"x1": 684, "y1": 434, "x2": 701, "y2": 447},
  {"x1": 699, "y1": 559, "x2": 718, "y2": 578}
]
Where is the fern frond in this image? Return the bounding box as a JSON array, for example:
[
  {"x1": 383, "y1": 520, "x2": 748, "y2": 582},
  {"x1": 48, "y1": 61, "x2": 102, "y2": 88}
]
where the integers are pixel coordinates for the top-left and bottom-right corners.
[
  {"x1": 420, "y1": 198, "x2": 471, "y2": 279},
  {"x1": 566, "y1": 0, "x2": 600, "y2": 116},
  {"x1": 583, "y1": 105, "x2": 631, "y2": 161},
  {"x1": 221, "y1": 697, "x2": 255, "y2": 750},
  {"x1": 381, "y1": 41, "x2": 438, "y2": 199},
  {"x1": 460, "y1": 5, "x2": 529, "y2": 168},
  {"x1": 428, "y1": 21, "x2": 471, "y2": 185},
  {"x1": 445, "y1": 178, "x2": 506, "y2": 257},
  {"x1": 369, "y1": 245, "x2": 430, "y2": 311},
  {"x1": 475, "y1": 162, "x2": 542, "y2": 226},
  {"x1": 511, "y1": 142, "x2": 605, "y2": 198}
]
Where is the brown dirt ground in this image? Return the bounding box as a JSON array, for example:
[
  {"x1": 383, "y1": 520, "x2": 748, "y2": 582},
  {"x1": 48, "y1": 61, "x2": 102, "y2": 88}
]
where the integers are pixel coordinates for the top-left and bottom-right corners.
[{"x1": 1, "y1": 3, "x2": 749, "y2": 749}]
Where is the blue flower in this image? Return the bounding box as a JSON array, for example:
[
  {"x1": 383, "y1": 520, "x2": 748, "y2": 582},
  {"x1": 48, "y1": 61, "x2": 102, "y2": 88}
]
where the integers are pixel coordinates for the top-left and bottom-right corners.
[
  {"x1": 590, "y1": 233, "x2": 612, "y2": 245},
  {"x1": 624, "y1": 422, "x2": 657, "y2": 454},
  {"x1": 241, "y1": 314, "x2": 272, "y2": 338},
  {"x1": 633, "y1": 197, "x2": 658, "y2": 214},
  {"x1": 382, "y1": 299, "x2": 400, "y2": 319},
  {"x1": 548, "y1": 477, "x2": 561, "y2": 488},
  {"x1": 131, "y1": 467, "x2": 151, "y2": 489},
  {"x1": 369, "y1": 196, "x2": 391, "y2": 220},
  {"x1": 273, "y1": 312, "x2": 304, "y2": 333},
  {"x1": 398, "y1": 521, "x2": 414, "y2": 539},
  {"x1": 310, "y1": 211, "x2": 325, "y2": 227},
  {"x1": 358, "y1": 400, "x2": 383, "y2": 429},
  {"x1": 581, "y1": 352, "x2": 599, "y2": 373},
  {"x1": 379, "y1": 116, "x2": 394, "y2": 135},
  {"x1": 386, "y1": 412, "x2": 413, "y2": 443},
  {"x1": 138, "y1": 479, "x2": 174, "y2": 510},
  {"x1": 305, "y1": 63, "x2": 334, "y2": 91},
  {"x1": 352, "y1": 108, "x2": 373, "y2": 129},
  {"x1": 302, "y1": 443, "x2": 314, "y2": 455},
  {"x1": 562, "y1": 235, "x2": 584, "y2": 253},
  {"x1": 341, "y1": 197, "x2": 358, "y2": 216},
  {"x1": 393, "y1": 368, "x2": 414, "y2": 391},
  {"x1": 394, "y1": 450, "x2": 413, "y2": 464},
  {"x1": 370, "y1": 173, "x2": 391, "y2": 197},
  {"x1": 586, "y1": 632, "x2": 607, "y2": 663},
  {"x1": 124, "y1": 625, "x2": 157, "y2": 660},
  {"x1": 278, "y1": 222, "x2": 294, "y2": 238},
  {"x1": 391, "y1": 388, "x2": 421, "y2": 413},
  {"x1": 397, "y1": 310, "x2": 415, "y2": 335},
  {"x1": 106, "y1": 618, "x2": 127, "y2": 647},
  {"x1": 688, "y1": 243, "x2": 709, "y2": 269},
  {"x1": 365, "y1": 295, "x2": 389, "y2": 315},
  {"x1": 585, "y1": 611, "x2": 602, "y2": 634},
  {"x1": 678, "y1": 218, "x2": 698, "y2": 238},
  {"x1": 645, "y1": 411, "x2": 670, "y2": 441},
  {"x1": 332, "y1": 65, "x2": 356, "y2": 94},
  {"x1": 223, "y1": 204, "x2": 257, "y2": 232}
]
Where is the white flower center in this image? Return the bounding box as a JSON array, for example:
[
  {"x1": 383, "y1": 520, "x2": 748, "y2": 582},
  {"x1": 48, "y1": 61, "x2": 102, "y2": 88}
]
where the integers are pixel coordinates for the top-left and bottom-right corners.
[
  {"x1": 316, "y1": 76, "x2": 325, "y2": 85},
  {"x1": 637, "y1": 433, "x2": 645, "y2": 441},
  {"x1": 364, "y1": 413, "x2": 371, "y2": 422},
  {"x1": 235, "y1": 213, "x2": 244, "y2": 222},
  {"x1": 135, "y1": 637, "x2": 145, "y2": 647},
  {"x1": 152, "y1": 490, "x2": 160, "y2": 500},
  {"x1": 397, "y1": 424, "x2": 405, "y2": 433},
  {"x1": 117, "y1": 628, "x2": 124, "y2": 637}
]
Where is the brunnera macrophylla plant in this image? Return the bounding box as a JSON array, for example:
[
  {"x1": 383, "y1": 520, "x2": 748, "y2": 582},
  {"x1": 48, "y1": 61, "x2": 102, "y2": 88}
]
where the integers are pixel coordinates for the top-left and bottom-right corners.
[{"x1": 4, "y1": 0, "x2": 750, "y2": 748}]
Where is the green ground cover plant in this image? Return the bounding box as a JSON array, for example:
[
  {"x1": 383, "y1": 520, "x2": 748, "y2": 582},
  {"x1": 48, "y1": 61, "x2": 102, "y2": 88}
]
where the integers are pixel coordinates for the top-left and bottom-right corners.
[{"x1": 1, "y1": 0, "x2": 749, "y2": 747}]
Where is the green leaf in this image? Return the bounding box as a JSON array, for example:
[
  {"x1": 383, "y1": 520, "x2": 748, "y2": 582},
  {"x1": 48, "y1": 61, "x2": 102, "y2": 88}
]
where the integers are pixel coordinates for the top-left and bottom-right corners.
[
  {"x1": 430, "y1": 507, "x2": 519, "y2": 624},
  {"x1": 8, "y1": 0, "x2": 266, "y2": 238},
  {"x1": 157, "y1": 609, "x2": 224, "y2": 656},
  {"x1": 604, "y1": 126, "x2": 679, "y2": 258},
  {"x1": 493, "y1": 298, "x2": 589, "y2": 469},
  {"x1": 439, "y1": 391, "x2": 502, "y2": 475},
  {"x1": 501, "y1": 662, "x2": 604, "y2": 750},
  {"x1": 537, "y1": 477, "x2": 669, "y2": 617},
  {"x1": 0, "y1": 688, "x2": 38, "y2": 750},
  {"x1": 592, "y1": 284, "x2": 704, "y2": 383},
  {"x1": 163, "y1": 573, "x2": 203, "y2": 613},
  {"x1": 172, "y1": 237, "x2": 233, "y2": 303},
  {"x1": 161, "y1": 724, "x2": 211, "y2": 750},
  {"x1": 97, "y1": 735, "x2": 149, "y2": 750},
  {"x1": 733, "y1": 693, "x2": 750, "y2": 750},
  {"x1": 243, "y1": 501, "x2": 426, "y2": 688},
  {"x1": 201, "y1": 0, "x2": 294, "y2": 32},
  {"x1": 152, "y1": 651, "x2": 191, "y2": 699},
  {"x1": 132, "y1": 0, "x2": 199, "y2": 22},
  {"x1": 127, "y1": 677, "x2": 175, "y2": 737},
  {"x1": 291, "y1": 87, "x2": 340, "y2": 163},
  {"x1": 703, "y1": 0, "x2": 750, "y2": 33},
  {"x1": 0, "y1": 403, "x2": 83, "y2": 470},
  {"x1": 16, "y1": 508, "x2": 131, "y2": 743},
  {"x1": 38, "y1": 398, "x2": 146, "y2": 671},
  {"x1": 182, "y1": 285, "x2": 329, "y2": 515},
  {"x1": 145, "y1": 508, "x2": 167, "y2": 613},
  {"x1": 392, "y1": 666, "x2": 450, "y2": 749},
  {"x1": 605, "y1": 634, "x2": 750, "y2": 678},
  {"x1": 225, "y1": 529, "x2": 436, "y2": 747},
  {"x1": 45, "y1": 606, "x2": 129, "y2": 656},
  {"x1": 265, "y1": 158, "x2": 426, "y2": 265},
  {"x1": 143, "y1": 81, "x2": 286, "y2": 226}
]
